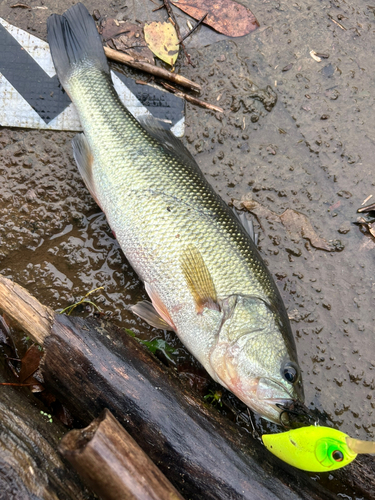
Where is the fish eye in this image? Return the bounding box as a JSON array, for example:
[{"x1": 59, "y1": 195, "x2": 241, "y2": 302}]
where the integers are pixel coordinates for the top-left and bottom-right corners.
[
  {"x1": 332, "y1": 450, "x2": 344, "y2": 462},
  {"x1": 282, "y1": 362, "x2": 299, "y2": 384}
]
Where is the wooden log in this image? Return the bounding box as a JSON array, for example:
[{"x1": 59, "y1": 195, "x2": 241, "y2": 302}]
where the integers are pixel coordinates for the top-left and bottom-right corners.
[
  {"x1": 59, "y1": 409, "x2": 184, "y2": 500},
  {"x1": 1, "y1": 274, "x2": 374, "y2": 500},
  {"x1": 0, "y1": 364, "x2": 95, "y2": 500}
]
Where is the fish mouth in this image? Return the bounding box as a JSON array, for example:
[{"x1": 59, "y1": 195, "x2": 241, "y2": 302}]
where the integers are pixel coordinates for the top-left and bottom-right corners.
[
  {"x1": 254, "y1": 378, "x2": 295, "y2": 424},
  {"x1": 255, "y1": 378, "x2": 314, "y2": 426}
]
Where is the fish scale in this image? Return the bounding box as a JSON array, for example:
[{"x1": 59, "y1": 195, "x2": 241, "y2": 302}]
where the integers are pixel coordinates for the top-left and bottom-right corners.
[{"x1": 47, "y1": 3, "x2": 304, "y2": 423}]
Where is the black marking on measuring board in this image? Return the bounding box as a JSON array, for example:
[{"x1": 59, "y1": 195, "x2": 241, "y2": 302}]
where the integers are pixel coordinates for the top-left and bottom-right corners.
[
  {"x1": 0, "y1": 19, "x2": 184, "y2": 132},
  {"x1": 0, "y1": 22, "x2": 71, "y2": 124},
  {"x1": 114, "y1": 71, "x2": 184, "y2": 127}
]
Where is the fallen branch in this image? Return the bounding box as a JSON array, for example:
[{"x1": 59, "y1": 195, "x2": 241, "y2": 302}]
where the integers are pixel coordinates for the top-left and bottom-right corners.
[{"x1": 103, "y1": 46, "x2": 201, "y2": 92}]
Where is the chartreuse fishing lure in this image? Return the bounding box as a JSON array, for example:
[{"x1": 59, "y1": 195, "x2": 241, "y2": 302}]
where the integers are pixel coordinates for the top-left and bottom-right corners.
[{"x1": 262, "y1": 426, "x2": 375, "y2": 472}]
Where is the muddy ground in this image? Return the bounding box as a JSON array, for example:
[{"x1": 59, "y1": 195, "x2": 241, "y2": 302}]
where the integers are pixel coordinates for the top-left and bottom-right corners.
[{"x1": 0, "y1": 0, "x2": 374, "y2": 453}]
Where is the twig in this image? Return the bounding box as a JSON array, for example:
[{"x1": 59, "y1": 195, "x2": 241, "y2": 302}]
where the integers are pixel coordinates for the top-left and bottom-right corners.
[
  {"x1": 161, "y1": 0, "x2": 193, "y2": 65},
  {"x1": 104, "y1": 46, "x2": 201, "y2": 92},
  {"x1": 160, "y1": 81, "x2": 224, "y2": 113},
  {"x1": 361, "y1": 194, "x2": 373, "y2": 206},
  {"x1": 357, "y1": 202, "x2": 375, "y2": 213},
  {"x1": 328, "y1": 14, "x2": 347, "y2": 30},
  {"x1": 179, "y1": 13, "x2": 208, "y2": 43},
  {"x1": 152, "y1": 4, "x2": 165, "y2": 11}
]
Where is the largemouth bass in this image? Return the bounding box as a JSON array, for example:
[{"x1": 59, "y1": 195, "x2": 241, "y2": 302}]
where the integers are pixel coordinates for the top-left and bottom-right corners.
[{"x1": 47, "y1": 3, "x2": 304, "y2": 423}]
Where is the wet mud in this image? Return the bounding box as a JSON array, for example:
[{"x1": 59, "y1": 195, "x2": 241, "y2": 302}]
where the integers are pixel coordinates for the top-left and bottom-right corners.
[{"x1": 0, "y1": 0, "x2": 374, "y2": 452}]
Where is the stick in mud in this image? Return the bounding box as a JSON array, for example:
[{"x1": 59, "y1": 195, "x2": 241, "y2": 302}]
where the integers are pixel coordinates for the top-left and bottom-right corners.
[
  {"x1": 103, "y1": 46, "x2": 201, "y2": 92},
  {"x1": 160, "y1": 81, "x2": 224, "y2": 113}
]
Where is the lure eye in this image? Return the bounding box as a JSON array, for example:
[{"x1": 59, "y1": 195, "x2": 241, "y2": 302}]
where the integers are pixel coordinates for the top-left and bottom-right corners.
[
  {"x1": 282, "y1": 362, "x2": 299, "y2": 384},
  {"x1": 332, "y1": 450, "x2": 344, "y2": 462}
]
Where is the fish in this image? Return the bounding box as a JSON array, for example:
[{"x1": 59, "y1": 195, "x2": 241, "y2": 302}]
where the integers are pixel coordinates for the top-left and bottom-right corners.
[
  {"x1": 47, "y1": 3, "x2": 304, "y2": 424},
  {"x1": 262, "y1": 425, "x2": 375, "y2": 472}
]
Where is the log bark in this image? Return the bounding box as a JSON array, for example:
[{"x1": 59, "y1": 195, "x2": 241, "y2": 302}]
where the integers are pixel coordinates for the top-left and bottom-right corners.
[
  {"x1": 0, "y1": 366, "x2": 95, "y2": 500},
  {"x1": 1, "y1": 274, "x2": 375, "y2": 500},
  {"x1": 59, "y1": 409, "x2": 184, "y2": 500},
  {"x1": 0, "y1": 275, "x2": 53, "y2": 344}
]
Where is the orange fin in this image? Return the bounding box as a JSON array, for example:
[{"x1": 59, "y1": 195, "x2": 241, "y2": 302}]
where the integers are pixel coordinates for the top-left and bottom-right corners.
[
  {"x1": 180, "y1": 244, "x2": 219, "y2": 313},
  {"x1": 144, "y1": 282, "x2": 176, "y2": 331},
  {"x1": 131, "y1": 300, "x2": 175, "y2": 331}
]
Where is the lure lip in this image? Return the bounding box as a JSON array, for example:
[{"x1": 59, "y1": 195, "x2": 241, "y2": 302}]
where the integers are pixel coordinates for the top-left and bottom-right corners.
[{"x1": 346, "y1": 436, "x2": 375, "y2": 455}]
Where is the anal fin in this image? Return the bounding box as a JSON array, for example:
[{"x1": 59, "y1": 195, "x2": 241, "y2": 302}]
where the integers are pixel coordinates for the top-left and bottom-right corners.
[
  {"x1": 144, "y1": 282, "x2": 176, "y2": 331},
  {"x1": 72, "y1": 133, "x2": 101, "y2": 208}
]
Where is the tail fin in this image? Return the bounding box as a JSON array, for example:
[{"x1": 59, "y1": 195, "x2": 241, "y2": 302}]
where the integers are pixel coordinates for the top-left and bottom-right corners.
[{"x1": 47, "y1": 3, "x2": 109, "y2": 88}]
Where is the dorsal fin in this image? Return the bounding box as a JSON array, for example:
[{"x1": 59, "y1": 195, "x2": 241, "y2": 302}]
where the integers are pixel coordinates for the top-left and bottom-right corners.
[
  {"x1": 72, "y1": 133, "x2": 101, "y2": 208},
  {"x1": 137, "y1": 114, "x2": 202, "y2": 175},
  {"x1": 180, "y1": 244, "x2": 219, "y2": 314}
]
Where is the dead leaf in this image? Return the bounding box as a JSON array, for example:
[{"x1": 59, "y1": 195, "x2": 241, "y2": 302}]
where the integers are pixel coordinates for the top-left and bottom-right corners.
[
  {"x1": 279, "y1": 209, "x2": 333, "y2": 251},
  {"x1": 19, "y1": 345, "x2": 43, "y2": 382},
  {"x1": 101, "y1": 20, "x2": 155, "y2": 65},
  {"x1": 144, "y1": 22, "x2": 179, "y2": 66},
  {"x1": 170, "y1": 0, "x2": 259, "y2": 37},
  {"x1": 237, "y1": 198, "x2": 279, "y2": 227},
  {"x1": 238, "y1": 198, "x2": 338, "y2": 251}
]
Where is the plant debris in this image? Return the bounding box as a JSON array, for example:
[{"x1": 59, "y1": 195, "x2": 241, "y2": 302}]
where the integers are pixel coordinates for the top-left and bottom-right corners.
[
  {"x1": 160, "y1": 81, "x2": 223, "y2": 112},
  {"x1": 179, "y1": 12, "x2": 208, "y2": 43},
  {"x1": 60, "y1": 287, "x2": 104, "y2": 316},
  {"x1": 354, "y1": 214, "x2": 375, "y2": 239},
  {"x1": 170, "y1": 0, "x2": 259, "y2": 37},
  {"x1": 10, "y1": 3, "x2": 30, "y2": 8},
  {"x1": 157, "y1": 0, "x2": 193, "y2": 64},
  {"x1": 236, "y1": 198, "x2": 341, "y2": 252},
  {"x1": 357, "y1": 201, "x2": 375, "y2": 213},
  {"x1": 1, "y1": 344, "x2": 43, "y2": 392},
  {"x1": 103, "y1": 46, "x2": 201, "y2": 92},
  {"x1": 101, "y1": 19, "x2": 155, "y2": 65},
  {"x1": 125, "y1": 329, "x2": 177, "y2": 362},
  {"x1": 144, "y1": 21, "x2": 180, "y2": 66}
]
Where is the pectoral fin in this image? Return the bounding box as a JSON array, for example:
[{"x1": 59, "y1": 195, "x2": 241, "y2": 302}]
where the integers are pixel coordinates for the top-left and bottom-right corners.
[
  {"x1": 131, "y1": 300, "x2": 175, "y2": 331},
  {"x1": 180, "y1": 244, "x2": 220, "y2": 314}
]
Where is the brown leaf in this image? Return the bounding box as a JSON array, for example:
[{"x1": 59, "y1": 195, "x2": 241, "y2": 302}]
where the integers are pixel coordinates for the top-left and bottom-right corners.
[
  {"x1": 19, "y1": 345, "x2": 43, "y2": 383},
  {"x1": 239, "y1": 199, "x2": 337, "y2": 251},
  {"x1": 280, "y1": 209, "x2": 333, "y2": 251},
  {"x1": 101, "y1": 20, "x2": 155, "y2": 65},
  {"x1": 170, "y1": 0, "x2": 259, "y2": 37},
  {"x1": 238, "y1": 199, "x2": 280, "y2": 227}
]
